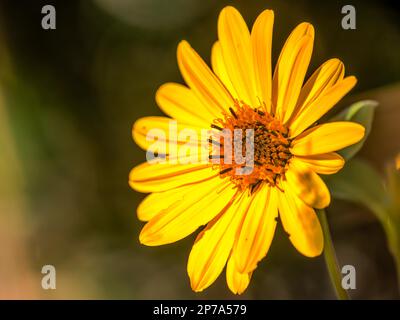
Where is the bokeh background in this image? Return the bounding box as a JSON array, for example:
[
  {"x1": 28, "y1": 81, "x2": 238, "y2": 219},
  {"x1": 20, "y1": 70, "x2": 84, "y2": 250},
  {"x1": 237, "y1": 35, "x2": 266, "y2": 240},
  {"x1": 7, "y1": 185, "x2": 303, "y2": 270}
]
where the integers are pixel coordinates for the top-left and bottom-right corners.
[{"x1": 0, "y1": 0, "x2": 399, "y2": 299}]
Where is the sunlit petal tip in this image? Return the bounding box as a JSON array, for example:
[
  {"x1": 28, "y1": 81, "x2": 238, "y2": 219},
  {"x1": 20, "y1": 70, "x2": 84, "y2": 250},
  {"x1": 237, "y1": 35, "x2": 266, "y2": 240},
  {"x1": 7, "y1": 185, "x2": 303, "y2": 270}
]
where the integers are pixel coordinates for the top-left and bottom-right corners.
[
  {"x1": 318, "y1": 193, "x2": 331, "y2": 209},
  {"x1": 264, "y1": 8, "x2": 275, "y2": 15},
  {"x1": 294, "y1": 231, "x2": 324, "y2": 258},
  {"x1": 136, "y1": 207, "x2": 148, "y2": 222},
  {"x1": 337, "y1": 154, "x2": 345, "y2": 165},
  {"x1": 341, "y1": 75, "x2": 358, "y2": 90},
  {"x1": 301, "y1": 242, "x2": 324, "y2": 258},
  {"x1": 189, "y1": 278, "x2": 205, "y2": 293},
  {"x1": 220, "y1": 5, "x2": 240, "y2": 15},
  {"x1": 352, "y1": 122, "x2": 366, "y2": 141},
  {"x1": 332, "y1": 58, "x2": 345, "y2": 77},
  {"x1": 294, "y1": 153, "x2": 345, "y2": 175},
  {"x1": 342, "y1": 75, "x2": 358, "y2": 92},
  {"x1": 177, "y1": 40, "x2": 193, "y2": 59},
  {"x1": 154, "y1": 82, "x2": 174, "y2": 107},
  {"x1": 226, "y1": 256, "x2": 251, "y2": 294},
  {"x1": 325, "y1": 58, "x2": 345, "y2": 75},
  {"x1": 330, "y1": 58, "x2": 344, "y2": 67},
  {"x1": 296, "y1": 22, "x2": 315, "y2": 37},
  {"x1": 178, "y1": 39, "x2": 189, "y2": 47},
  {"x1": 155, "y1": 82, "x2": 168, "y2": 97},
  {"x1": 132, "y1": 118, "x2": 144, "y2": 146},
  {"x1": 218, "y1": 6, "x2": 242, "y2": 28},
  {"x1": 138, "y1": 226, "x2": 158, "y2": 246},
  {"x1": 177, "y1": 40, "x2": 190, "y2": 58},
  {"x1": 348, "y1": 74, "x2": 357, "y2": 83},
  {"x1": 188, "y1": 257, "x2": 208, "y2": 293},
  {"x1": 260, "y1": 8, "x2": 274, "y2": 17},
  {"x1": 218, "y1": 6, "x2": 242, "y2": 34},
  {"x1": 139, "y1": 219, "x2": 183, "y2": 247},
  {"x1": 253, "y1": 9, "x2": 274, "y2": 26},
  {"x1": 128, "y1": 166, "x2": 140, "y2": 189},
  {"x1": 231, "y1": 283, "x2": 246, "y2": 295},
  {"x1": 137, "y1": 193, "x2": 160, "y2": 222},
  {"x1": 211, "y1": 41, "x2": 219, "y2": 54}
]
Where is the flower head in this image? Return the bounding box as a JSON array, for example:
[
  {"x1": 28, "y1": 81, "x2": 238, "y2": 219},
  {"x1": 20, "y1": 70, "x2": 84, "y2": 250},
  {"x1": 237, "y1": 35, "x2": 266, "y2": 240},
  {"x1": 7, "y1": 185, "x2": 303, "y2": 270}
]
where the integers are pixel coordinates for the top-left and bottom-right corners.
[{"x1": 129, "y1": 6, "x2": 364, "y2": 294}]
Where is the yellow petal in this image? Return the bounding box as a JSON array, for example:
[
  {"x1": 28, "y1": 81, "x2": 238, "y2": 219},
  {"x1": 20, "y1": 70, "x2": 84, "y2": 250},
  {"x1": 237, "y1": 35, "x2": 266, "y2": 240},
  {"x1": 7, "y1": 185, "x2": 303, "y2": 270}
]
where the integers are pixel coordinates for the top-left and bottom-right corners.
[
  {"x1": 251, "y1": 9, "x2": 274, "y2": 112},
  {"x1": 291, "y1": 121, "x2": 365, "y2": 156},
  {"x1": 288, "y1": 58, "x2": 344, "y2": 124},
  {"x1": 278, "y1": 182, "x2": 324, "y2": 257},
  {"x1": 211, "y1": 41, "x2": 238, "y2": 98},
  {"x1": 139, "y1": 177, "x2": 237, "y2": 246},
  {"x1": 294, "y1": 153, "x2": 345, "y2": 175},
  {"x1": 226, "y1": 255, "x2": 252, "y2": 295},
  {"x1": 286, "y1": 157, "x2": 331, "y2": 209},
  {"x1": 233, "y1": 185, "x2": 278, "y2": 273},
  {"x1": 129, "y1": 161, "x2": 216, "y2": 193},
  {"x1": 272, "y1": 22, "x2": 314, "y2": 122},
  {"x1": 132, "y1": 116, "x2": 206, "y2": 151},
  {"x1": 177, "y1": 40, "x2": 233, "y2": 118},
  {"x1": 187, "y1": 193, "x2": 249, "y2": 292},
  {"x1": 218, "y1": 6, "x2": 258, "y2": 106},
  {"x1": 156, "y1": 83, "x2": 214, "y2": 126},
  {"x1": 289, "y1": 76, "x2": 357, "y2": 137},
  {"x1": 137, "y1": 188, "x2": 187, "y2": 222}
]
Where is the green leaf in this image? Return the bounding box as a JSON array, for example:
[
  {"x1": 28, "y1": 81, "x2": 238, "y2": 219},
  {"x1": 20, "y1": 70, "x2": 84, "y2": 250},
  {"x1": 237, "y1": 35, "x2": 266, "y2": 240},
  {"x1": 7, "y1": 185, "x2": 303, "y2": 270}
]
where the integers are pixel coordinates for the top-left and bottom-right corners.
[
  {"x1": 329, "y1": 100, "x2": 378, "y2": 160},
  {"x1": 324, "y1": 158, "x2": 387, "y2": 221},
  {"x1": 325, "y1": 157, "x2": 400, "y2": 290}
]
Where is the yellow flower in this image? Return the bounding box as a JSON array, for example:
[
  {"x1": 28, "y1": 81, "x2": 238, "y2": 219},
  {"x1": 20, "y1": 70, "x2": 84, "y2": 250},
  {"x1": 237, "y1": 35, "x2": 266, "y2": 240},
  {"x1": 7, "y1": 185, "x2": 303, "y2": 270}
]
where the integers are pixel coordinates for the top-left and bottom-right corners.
[{"x1": 129, "y1": 6, "x2": 365, "y2": 294}]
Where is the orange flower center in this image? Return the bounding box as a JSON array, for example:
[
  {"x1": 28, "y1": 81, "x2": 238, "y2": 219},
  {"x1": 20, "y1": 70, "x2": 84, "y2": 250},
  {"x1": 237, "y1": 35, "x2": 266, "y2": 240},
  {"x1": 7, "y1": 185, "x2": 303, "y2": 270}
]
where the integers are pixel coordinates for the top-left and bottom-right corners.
[{"x1": 209, "y1": 101, "x2": 292, "y2": 192}]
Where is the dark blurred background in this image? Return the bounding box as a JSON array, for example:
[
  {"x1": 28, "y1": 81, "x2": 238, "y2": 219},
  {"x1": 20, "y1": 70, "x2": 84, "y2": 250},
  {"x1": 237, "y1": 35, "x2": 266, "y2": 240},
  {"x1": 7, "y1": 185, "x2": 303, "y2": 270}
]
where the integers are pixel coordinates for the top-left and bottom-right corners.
[{"x1": 0, "y1": 0, "x2": 399, "y2": 299}]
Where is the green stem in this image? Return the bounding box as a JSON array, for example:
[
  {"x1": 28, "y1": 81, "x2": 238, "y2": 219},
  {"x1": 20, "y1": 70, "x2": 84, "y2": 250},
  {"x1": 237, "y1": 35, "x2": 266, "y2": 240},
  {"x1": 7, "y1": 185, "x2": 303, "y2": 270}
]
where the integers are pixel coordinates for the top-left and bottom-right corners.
[
  {"x1": 383, "y1": 219, "x2": 400, "y2": 293},
  {"x1": 318, "y1": 209, "x2": 349, "y2": 300}
]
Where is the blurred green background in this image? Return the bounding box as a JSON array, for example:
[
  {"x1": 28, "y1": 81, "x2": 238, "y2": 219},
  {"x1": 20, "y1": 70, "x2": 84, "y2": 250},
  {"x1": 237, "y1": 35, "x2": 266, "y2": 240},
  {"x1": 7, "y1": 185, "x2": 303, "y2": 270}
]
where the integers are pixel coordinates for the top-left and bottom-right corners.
[{"x1": 0, "y1": 0, "x2": 399, "y2": 299}]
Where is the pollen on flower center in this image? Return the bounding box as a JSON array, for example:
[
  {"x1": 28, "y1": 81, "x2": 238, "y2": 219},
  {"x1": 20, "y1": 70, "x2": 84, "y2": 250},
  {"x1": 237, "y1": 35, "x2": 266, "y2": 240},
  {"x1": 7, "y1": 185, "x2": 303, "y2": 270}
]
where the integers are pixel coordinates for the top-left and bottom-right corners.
[{"x1": 210, "y1": 100, "x2": 292, "y2": 192}]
